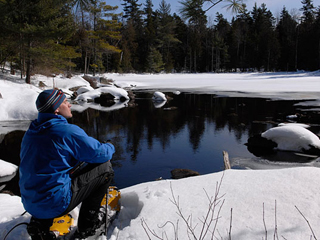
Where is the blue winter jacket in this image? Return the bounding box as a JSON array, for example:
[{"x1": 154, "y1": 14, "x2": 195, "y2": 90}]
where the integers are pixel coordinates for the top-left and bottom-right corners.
[{"x1": 19, "y1": 113, "x2": 115, "y2": 219}]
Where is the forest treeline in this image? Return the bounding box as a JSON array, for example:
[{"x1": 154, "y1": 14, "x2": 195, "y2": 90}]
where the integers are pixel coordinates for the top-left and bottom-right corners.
[{"x1": 0, "y1": 0, "x2": 320, "y2": 83}]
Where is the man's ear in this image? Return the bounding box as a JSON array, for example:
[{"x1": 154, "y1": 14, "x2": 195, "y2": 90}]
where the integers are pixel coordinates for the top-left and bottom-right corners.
[{"x1": 54, "y1": 108, "x2": 59, "y2": 115}]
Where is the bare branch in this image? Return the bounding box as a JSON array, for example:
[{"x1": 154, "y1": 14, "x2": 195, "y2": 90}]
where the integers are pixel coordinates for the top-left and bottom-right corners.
[
  {"x1": 229, "y1": 208, "x2": 233, "y2": 240},
  {"x1": 274, "y1": 200, "x2": 278, "y2": 240},
  {"x1": 263, "y1": 202, "x2": 267, "y2": 240},
  {"x1": 295, "y1": 205, "x2": 317, "y2": 240}
]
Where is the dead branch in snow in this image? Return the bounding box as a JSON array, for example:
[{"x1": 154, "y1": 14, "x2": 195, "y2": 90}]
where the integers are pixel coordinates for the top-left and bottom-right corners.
[{"x1": 295, "y1": 205, "x2": 317, "y2": 240}]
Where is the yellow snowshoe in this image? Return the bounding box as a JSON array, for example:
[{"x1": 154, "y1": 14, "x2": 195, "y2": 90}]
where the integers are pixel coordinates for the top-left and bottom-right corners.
[{"x1": 49, "y1": 186, "x2": 121, "y2": 239}]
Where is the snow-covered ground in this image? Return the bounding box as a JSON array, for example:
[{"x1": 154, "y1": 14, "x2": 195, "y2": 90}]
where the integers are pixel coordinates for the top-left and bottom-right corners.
[
  {"x1": 1, "y1": 70, "x2": 320, "y2": 122},
  {"x1": 1, "y1": 70, "x2": 320, "y2": 239}
]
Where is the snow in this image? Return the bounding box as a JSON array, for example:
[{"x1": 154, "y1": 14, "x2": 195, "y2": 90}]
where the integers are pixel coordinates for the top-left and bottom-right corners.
[
  {"x1": 1, "y1": 70, "x2": 320, "y2": 239},
  {"x1": 75, "y1": 86, "x2": 129, "y2": 102},
  {"x1": 0, "y1": 160, "x2": 17, "y2": 178},
  {"x1": 262, "y1": 125, "x2": 320, "y2": 152},
  {"x1": 103, "y1": 71, "x2": 320, "y2": 100},
  {"x1": 152, "y1": 91, "x2": 167, "y2": 102},
  {"x1": 1, "y1": 168, "x2": 320, "y2": 239}
]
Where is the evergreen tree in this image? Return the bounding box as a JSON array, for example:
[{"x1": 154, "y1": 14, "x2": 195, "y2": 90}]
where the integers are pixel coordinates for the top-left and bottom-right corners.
[
  {"x1": 315, "y1": 7, "x2": 320, "y2": 69},
  {"x1": 249, "y1": 3, "x2": 279, "y2": 71},
  {"x1": 203, "y1": 0, "x2": 244, "y2": 13},
  {"x1": 88, "y1": 1, "x2": 122, "y2": 75},
  {"x1": 276, "y1": 7, "x2": 297, "y2": 71},
  {"x1": 146, "y1": 46, "x2": 164, "y2": 72},
  {"x1": 228, "y1": 6, "x2": 251, "y2": 71},
  {"x1": 72, "y1": 0, "x2": 94, "y2": 74},
  {"x1": 298, "y1": 0, "x2": 317, "y2": 70},
  {"x1": 157, "y1": 0, "x2": 180, "y2": 72},
  {"x1": 1, "y1": 0, "x2": 77, "y2": 83},
  {"x1": 121, "y1": 0, "x2": 144, "y2": 71},
  {"x1": 179, "y1": 0, "x2": 207, "y2": 72},
  {"x1": 142, "y1": 0, "x2": 156, "y2": 72},
  {"x1": 172, "y1": 13, "x2": 189, "y2": 72},
  {"x1": 212, "y1": 13, "x2": 230, "y2": 72}
]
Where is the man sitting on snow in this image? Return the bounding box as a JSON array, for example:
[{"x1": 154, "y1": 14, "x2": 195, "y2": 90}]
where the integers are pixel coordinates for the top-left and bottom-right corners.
[{"x1": 19, "y1": 89, "x2": 115, "y2": 239}]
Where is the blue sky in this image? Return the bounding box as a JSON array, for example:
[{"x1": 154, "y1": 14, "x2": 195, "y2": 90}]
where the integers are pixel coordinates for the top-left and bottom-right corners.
[{"x1": 107, "y1": 0, "x2": 320, "y2": 20}]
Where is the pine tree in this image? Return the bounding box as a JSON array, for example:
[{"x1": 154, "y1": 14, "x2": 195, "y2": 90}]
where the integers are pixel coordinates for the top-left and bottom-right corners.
[
  {"x1": 298, "y1": 0, "x2": 317, "y2": 70},
  {"x1": 1, "y1": 0, "x2": 77, "y2": 83},
  {"x1": 172, "y1": 13, "x2": 189, "y2": 72},
  {"x1": 72, "y1": 0, "x2": 94, "y2": 74},
  {"x1": 228, "y1": 6, "x2": 251, "y2": 71},
  {"x1": 121, "y1": 0, "x2": 144, "y2": 72},
  {"x1": 249, "y1": 3, "x2": 279, "y2": 71},
  {"x1": 212, "y1": 13, "x2": 230, "y2": 72},
  {"x1": 142, "y1": 0, "x2": 156, "y2": 72},
  {"x1": 146, "y1": 46, "x2": 164, "y2": 72},
  {"x1": 179, "y1": 0, "x2": 207, "y2": 72},
  {"x1": 276, "y1": 7, "x2": 297, "y2": 71},
  {"x1": 157, "y1": 0, "x2": 180, "y2": 72},
  {"x1": 315, "y1": 7, "x2": 320, "y2": 69},
  {"x1": 88, "y1": 0, "x2": 122, "y2": 75}
]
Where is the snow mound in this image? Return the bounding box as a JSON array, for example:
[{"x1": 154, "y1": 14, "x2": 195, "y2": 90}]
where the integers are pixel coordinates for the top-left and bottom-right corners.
[
  {"x1": 75, "y1": 86, "x2": 129, "y2": 102},
  {"x1": 76, "y1": 86, "x2": 94, "y2": 95},
  {"x1": 0, "y1": 160, "x2": 18, "y2": 178},
  {"x1": 278, "y1": 123, "x2": 310, "y2": 128},
  {"x1": 261, "y1": 125, "x2": 320, "y2": 152},
  {"x1": 152, "y1": 91, "x2": 166, "y2": 102}
]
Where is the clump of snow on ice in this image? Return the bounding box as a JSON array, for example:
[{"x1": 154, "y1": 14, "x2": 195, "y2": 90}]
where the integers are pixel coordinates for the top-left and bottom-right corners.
[
  {"x1": 76, "y1": 86, "x2": 94, "y2": 95},
  {"x1": 152, "y1": 91, "x2": 166, "y2": 102},
  {"x1": 278, "y1": 123, "x2": 310, "y2": 128},
  {"x1": 0, "y1": 160, "x2": 18, "y2": 177},
  {"x1": 261, "y1": 125, "x2": 320, "y2": 151},
  {"x1": 75, "y1": 86, "x2": 129, "y2": 102}
]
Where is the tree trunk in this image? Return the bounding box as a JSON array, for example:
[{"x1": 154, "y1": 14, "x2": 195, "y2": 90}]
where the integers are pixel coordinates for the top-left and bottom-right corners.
[{"x1": 25, "y1": 40, "x2": 31, "y2": 84}]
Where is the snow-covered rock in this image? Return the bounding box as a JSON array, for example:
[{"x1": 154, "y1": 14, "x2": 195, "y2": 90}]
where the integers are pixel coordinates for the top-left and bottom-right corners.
[
  {"x1": 0, "y1": 160, "x2": 18, "y2": 183},
  {"x1": 76, "y1": 86, "x2": 94, "y2": 95},
  {"x1": 152, "y1": 91, "x2": 166, "y2": 102},
  {"x1": 261, "y1": 125, "x2": 320, "y2": 153},
  {"x1": 246, "y1": 124, "x2": 320, "y2": 157},
  {"x1": 75, "y1": 86, "x2": 129, "y2": 103},
  {"x1": 0, "y1": 160, "x2": 17, "y2": 178},
  {"x1": 278, "y1": 123, "x2": 310, "y2": 128}
]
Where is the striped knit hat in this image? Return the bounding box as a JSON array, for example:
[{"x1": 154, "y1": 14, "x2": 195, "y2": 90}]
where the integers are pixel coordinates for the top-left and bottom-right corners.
[{"x1": 36, "y1": 89, "x2": 66, "y2": 113}]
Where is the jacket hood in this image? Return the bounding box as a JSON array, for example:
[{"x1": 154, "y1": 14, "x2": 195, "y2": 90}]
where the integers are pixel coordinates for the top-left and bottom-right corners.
[{"x1": 29, "y1": 113, "x2": 68, "y2": 133}]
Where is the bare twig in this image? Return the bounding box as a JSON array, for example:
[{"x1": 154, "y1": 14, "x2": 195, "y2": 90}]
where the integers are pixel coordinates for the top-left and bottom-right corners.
[
  {"x1": 169, "y1": 182, "x2": 198, "y2": 239},
  {"x1": 142, "y1": 172, "x2": 226, "y2": 240},
  {"x1": 229, "y1": 208, "x2": 233, "y2": 240},
  {"x1": 274, "y1": 200, "x2": 278, "y2": 240},
  {"x1": 295, "y1": 205, "x2": 317, "y2": 240},
  {"x1": 141, "y1": 218, "x2": 155, "y2": 240},
  {"x1": 263, "y1": 203, "x2": 267, "y2": 240}
]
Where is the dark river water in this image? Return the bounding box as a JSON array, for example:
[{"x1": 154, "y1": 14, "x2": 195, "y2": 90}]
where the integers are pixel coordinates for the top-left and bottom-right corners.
[{"x1": 1, "y1": 92, "x2": 320, "y2": 195}]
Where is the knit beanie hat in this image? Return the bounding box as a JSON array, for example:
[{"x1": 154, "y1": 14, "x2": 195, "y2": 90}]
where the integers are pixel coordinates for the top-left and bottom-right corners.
[{"x1": 36, "y1": 89, "x2": 66, "y2": 113}]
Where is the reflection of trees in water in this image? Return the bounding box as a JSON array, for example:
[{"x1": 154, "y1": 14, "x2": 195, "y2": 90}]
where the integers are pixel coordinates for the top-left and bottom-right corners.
[
  {"x1": 0, "y1": 130, "x2": 25, "y2": 195},
  {"x1": 72, "y1": 94, "x2": 300, "y2": 165},
  {"x1": 0, "y1": 95, "x2": 305, "y2": 194}
]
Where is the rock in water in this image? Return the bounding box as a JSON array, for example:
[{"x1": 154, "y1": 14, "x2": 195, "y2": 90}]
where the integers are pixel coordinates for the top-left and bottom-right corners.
[
  {"x1": 171, "y1": 168, "x2": 200, "y2": 179},
  {"x1": 261, "y1": 125, "x2": 320, "y2": 154},
  {"x1": 152, "y1": 91, "x2": 166, "y2": 102}
]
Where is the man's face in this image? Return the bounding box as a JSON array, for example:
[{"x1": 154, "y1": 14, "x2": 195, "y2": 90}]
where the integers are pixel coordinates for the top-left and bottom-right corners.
[{"x1": 55, "y1": 98, "x2": 72, "y2": 119}]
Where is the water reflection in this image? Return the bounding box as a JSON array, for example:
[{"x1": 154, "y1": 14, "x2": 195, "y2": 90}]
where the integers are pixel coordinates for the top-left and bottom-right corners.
[
  {"x1": 1, "y1": 93, "x2": 319, "y2": 193},
  {"x1": 70, "y1": 93, "x2": 311, "y2": 189}
]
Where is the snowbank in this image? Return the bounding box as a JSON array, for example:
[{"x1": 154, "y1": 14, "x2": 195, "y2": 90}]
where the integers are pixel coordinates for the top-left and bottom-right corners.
[
  {"x1": 1, "y1": 168, "x2": 320, "y2": 239},
  {"x1": 1, "y1": 71, "x2": 320, "y2": 121},
  {"x1": 0, "y1": 160, "x2": 17, "y2": 178}
]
